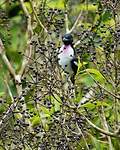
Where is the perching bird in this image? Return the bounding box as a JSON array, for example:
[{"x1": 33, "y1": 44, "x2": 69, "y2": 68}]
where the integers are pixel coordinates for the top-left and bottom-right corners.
[{"x1": 58, "y1": 34, "x2": 78, "y2": 84}]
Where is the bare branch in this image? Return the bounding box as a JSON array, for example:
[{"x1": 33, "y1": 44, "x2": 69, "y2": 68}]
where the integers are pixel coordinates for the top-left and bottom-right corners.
[
  {"x1": 0, "y1": 38, "x2": 4, "y2": 53},
  {"x1": 19, "y1": 0, "x2": 31, "y2": 19},
  {"x1": 4, "y1": 79, "x2": 14, "y2": 102},
  {"x1": 65, "y1": 12, "x2": 69, "y2": 33},
  {"x1": 78, "y1": 69, "x2": 120, "y2": 108},
  {"x1": 99, "y1": 106, "x2": 113, "y2": 150},
  {"x1": 0, "y1": 38, "x2": 22, "y2": 95},
  {"x1": 29, "y1": 0, "x2": 48, "y2": 33},
  {"x1": 19, "y1": 0, "x2": 33, "y2": 76},
  {"x1": 83, "y1": 115, "x2": 120, "y2": 138},
  {"x1": 74, "y1": 40, "x2": 81, "y2": 47},
  {"x1": 69, "y1": 11, "x2": 83, "y2": 34},
  {"x1": 64, "y1": 1, "x2": 69, "y2": 33},
  {"x1": 85, "y1": 70, "x2": 120, "y2": 100},
  {"x1": 76, "y1": 122, "x2": 90, "y2": 150},
  {"x1": 0, "y1": 101, "x2": 18, "y2": 132},
  {"x1": 18, "y1": 43, "x2": 32, "y2": 76},
  {"x1": 0, "y1": 39, "x2": 16, "y2": 79}
]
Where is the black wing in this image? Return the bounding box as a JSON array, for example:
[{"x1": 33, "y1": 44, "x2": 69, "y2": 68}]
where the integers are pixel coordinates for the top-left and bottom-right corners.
[
  {"x1": 70, "y1": 58, "x2": 78, "y2": 84},
  {"x1": 71, "y1": 58, "x2": 78, "y2": 75}
]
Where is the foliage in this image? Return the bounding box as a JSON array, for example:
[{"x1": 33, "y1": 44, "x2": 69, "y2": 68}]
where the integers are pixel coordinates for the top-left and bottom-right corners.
[{"x1": 0, "y1": 0, "x2": 120, "y2": 149}]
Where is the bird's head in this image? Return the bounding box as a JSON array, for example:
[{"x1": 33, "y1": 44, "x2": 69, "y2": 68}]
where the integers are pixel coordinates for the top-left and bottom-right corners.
[{"x1": 62, "y1": 34, "x2": 73, "y2": 46}]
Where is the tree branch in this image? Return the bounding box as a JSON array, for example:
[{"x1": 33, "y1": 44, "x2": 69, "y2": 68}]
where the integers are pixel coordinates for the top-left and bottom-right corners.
[
  {"x1": 65, "y1": 12, "x2": 69, "y2": 33},
  {"x1": 99, "y1": 106, "x2": 113, "y2": 149},
  {"x1": 85, "y1": 69, "x2": 120, "y2": 100},
  {"x1": 0, "y1": 39, "x2": 16, "y2": 79},
  {"x1": 64, "y1": 1, "x2": 69, "y2": 33},
  {"x1": 4, "y1": 79, "x2": 14, "y2": 103},
  {"x1": 0, "y1": 101, "x2": 18, "y2": 133},
  {"x1": 76, "y1": 122, "x2": 90, "y2": 150},
  {"x1": 29, "y1": 0, "x2": 48, "y2": 33},
  {"x1": 83, "y1": 115, "x2": 120, "y2": 138},
  {"x1": 74, "y1": 40, "x2": 81, "y2": 47},
  {"x1": 69, "y1": 11, "x2": 83, "y2": 33},
  {"x1": 19, "y1": 0, "x2": 33, "y2": 76}
]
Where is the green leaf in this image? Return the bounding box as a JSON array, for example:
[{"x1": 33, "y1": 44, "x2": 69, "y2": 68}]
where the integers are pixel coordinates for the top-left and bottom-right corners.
[
  {"x1": 47, "y1": 0, "x2": 65, "y2": 9},
  {"x1": 81, "y1": 102, "x2": 95, "y2": 109},
  {"x1": 76, "y1": 68, "x2": 105, "y2": 87},
  {"x1": 90, "y1": 134, "x2": 108, "y2": 150},
  {"x1": 51, "y1": 94, "x2": 61, "y2": 112},
  {"x1": 74, "y1": 4, "x2": 98, "y2": 11},
  {"x1": 96, "y1": 101, "x2": 109, "y2": 107},
  {"x1": 76, "y1": 58, "x2": 88, "y2": 75},
  {"x1": 31, "y1": 116, "x2": 41, "y2": 127},
  {"x1": 90, "y1": 135, "x2": 101, "y2": 150},
  {"x1": 85, "y1": 68, "x2": 105, "y2": 83},
  {"x1": 40, "y1": 106, "x2": 50, "y2": 115},
  {"x1": 102, "y1": 9, "x2": 112, "y2": 22},
  {"x1": 76, "y1": 72, "x2": 95, "y2": 87}
]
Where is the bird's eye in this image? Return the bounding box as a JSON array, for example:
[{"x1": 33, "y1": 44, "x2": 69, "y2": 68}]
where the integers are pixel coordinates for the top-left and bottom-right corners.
[{"x1": 65, "y1": 65, "x2": 67, "y2": 67}]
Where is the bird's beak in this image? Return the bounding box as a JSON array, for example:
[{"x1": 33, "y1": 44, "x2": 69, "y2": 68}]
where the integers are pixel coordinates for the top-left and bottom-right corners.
[{"x1": 63, "y1": 37, "x2": 68, "y2": 42}]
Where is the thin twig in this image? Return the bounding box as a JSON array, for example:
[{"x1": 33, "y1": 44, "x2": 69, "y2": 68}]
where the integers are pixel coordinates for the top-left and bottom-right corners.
[
  {"x1": 82, "y1": 115, "x2": 119, "y2": 138},
  {"x1": 4, "y1": 79, "x2": 14, "y2": 103},
  {"x1": 74, "y1": 40, "x2": 81, "y2": 47},
  {"x1": 84, "y1": 69, "x2": 120, "y2": 100},
  {"x1": 99, "y1": 106, "x2": 113, "y2": 150},
  {"x1": 0, "y1": 101, "x2": 18, "y2": 132},
  {"x1": 19, "y1": 0, "x2": 31, "y2": 19},
  {"x1": 18, "y1": 0, "x2": 33, "y2": 132},
  {"x1": 0, "y1": 35, "x2": 22, "y2": 96},
  {"x1": 0, "y1": 39, "x2": 16, "y2": 79},
  {"x1": 69, "y1": 11, "x2": 83, "y2": 33},
  {"x1": 0, "y1": 38, "x2": 4, "y2": 53},
  {"x1": 76, "y1": 122, "x2": 90, "y2": 150},
  {"x1": 64, "y1": 1, "x2": 69, "y2": 33},
  {"x1": 62, "y1": 102, "x2": 120, "y2": 138},
  {"x1": 65, "y1": 12, "x2": 69, "y2": 33},
  {"x1": 2, "y1": 53, "x2": 16, "y2": 78},
  {"x1": 29, "y1": 0, "x2": 48, "y2": 33},
  {"x1": 19, "y1": 0, "x2": 33, "y2": 76},
  {"x1": 18, "y1": 44, "x2": 32, "y2": 76}
]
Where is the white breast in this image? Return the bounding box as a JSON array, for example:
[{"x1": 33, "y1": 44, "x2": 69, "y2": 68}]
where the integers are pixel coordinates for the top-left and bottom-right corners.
[{"x1": 58, "y1": 45, "x2": 74, "y2": 74}]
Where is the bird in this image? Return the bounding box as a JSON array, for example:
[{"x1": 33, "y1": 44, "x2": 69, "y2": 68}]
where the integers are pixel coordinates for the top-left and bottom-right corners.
[{"x1": 58, "y1": 34, "x2": 78, "y2": 84}]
